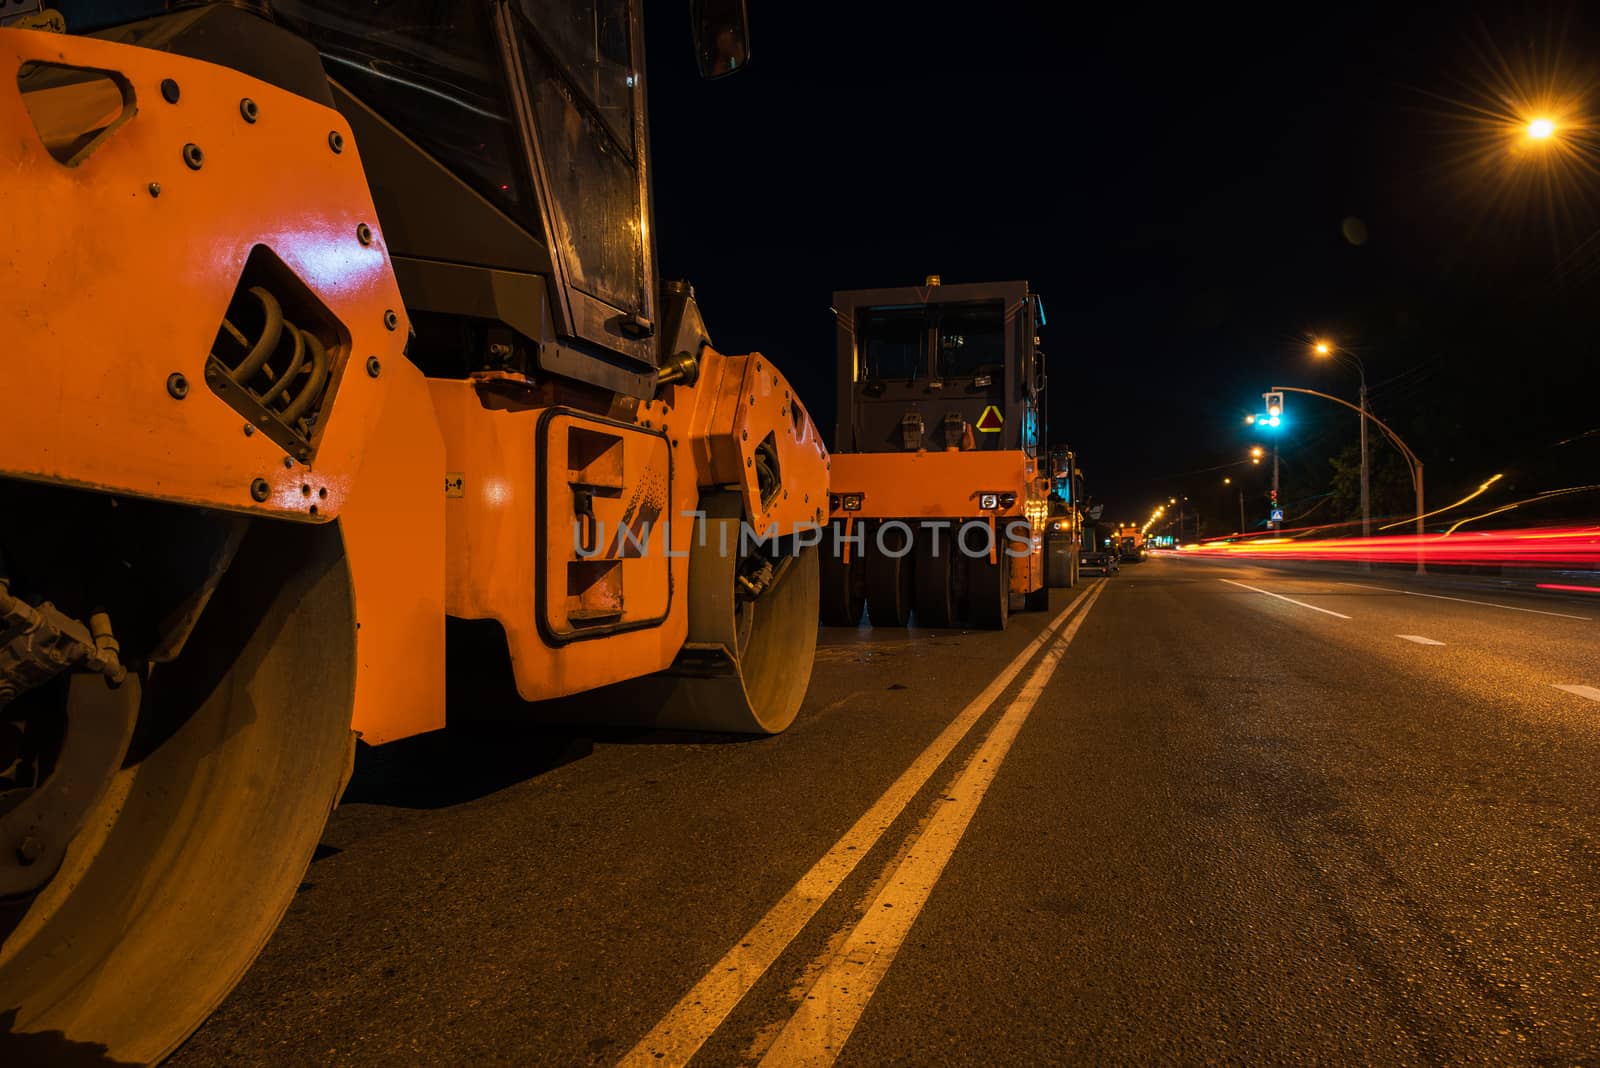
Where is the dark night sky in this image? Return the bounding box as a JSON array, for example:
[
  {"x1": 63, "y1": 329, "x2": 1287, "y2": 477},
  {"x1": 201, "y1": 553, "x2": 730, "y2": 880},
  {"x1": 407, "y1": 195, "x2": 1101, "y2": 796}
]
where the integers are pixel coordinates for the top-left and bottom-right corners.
[{"x1": 643, "y1": 4, "x2": 1600, "y2": 532}]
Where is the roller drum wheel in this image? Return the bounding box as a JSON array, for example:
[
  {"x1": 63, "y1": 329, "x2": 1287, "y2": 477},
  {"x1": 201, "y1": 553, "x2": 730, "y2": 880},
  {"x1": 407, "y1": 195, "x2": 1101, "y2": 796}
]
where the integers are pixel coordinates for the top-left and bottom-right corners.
[
  {"x1": 557, "y1": 492, "x2": 820, "y2": 735},
  {"x1": 0, "y1": 521, "x2": 356, "y2": 1064}
]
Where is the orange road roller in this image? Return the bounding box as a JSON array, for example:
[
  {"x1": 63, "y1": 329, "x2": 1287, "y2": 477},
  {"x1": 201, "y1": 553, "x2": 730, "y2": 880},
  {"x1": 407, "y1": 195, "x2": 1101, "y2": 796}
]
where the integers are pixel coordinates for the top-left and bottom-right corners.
[{"x1": 0, "y1": 1, "x2": 826, "y2": 1060}]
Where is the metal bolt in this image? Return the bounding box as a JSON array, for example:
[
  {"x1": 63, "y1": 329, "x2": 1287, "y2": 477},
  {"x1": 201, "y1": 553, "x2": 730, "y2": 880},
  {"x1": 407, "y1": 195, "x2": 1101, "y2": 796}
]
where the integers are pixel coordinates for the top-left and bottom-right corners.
[
  {"x1": 747, "y1": 457, "x2": 753, "y2": 468},
  {"x1": 283, "y1": 456, "x2": 295, "y2": 469},
  {"x1": 182, "y1": 142, "x2": 204, "y2": 170},
  {"x1": 742, "y1": 429, "x2": 748, "y2": 440},
  {"x1": 366, "y1": 355, "x2": 382, "y2": 378},
  {"x1": 243, "y1": 424, "x2": 255, "y2": 437},
  {"x1": 383, "y1": 309, "x2": 398, "y2": 331},
  {"x1": 239, "y1": 97, "x2": 258, "y2": 123},
  {"x1": 250, "y1": 478, "x2": 271, "y2": 502},
  {"x1": 356, "y1": 222, "x2": 372, "y2": 246},
  {"x1": 328, "y1": 130, "x2": 344, "y2": 153},
  {"x1": 166, "y1": 372, "x2": 189, "y2": 399},
  {"x1": 16, "y1": 836, "x2": 41, "y2": 866},
  {"x1": 160, "y1": 78, "x2": 180, "y2": 104},
  {"x1": 148, "y1": 181, "x2": 161, "y2": 197}
]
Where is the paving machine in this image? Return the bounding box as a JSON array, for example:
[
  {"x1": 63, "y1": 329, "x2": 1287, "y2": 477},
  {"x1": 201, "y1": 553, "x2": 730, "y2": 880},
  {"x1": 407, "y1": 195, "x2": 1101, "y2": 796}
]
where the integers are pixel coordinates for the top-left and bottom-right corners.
[{"x1": 0, "y1": 1, "x2": 828, "y2": 1060}]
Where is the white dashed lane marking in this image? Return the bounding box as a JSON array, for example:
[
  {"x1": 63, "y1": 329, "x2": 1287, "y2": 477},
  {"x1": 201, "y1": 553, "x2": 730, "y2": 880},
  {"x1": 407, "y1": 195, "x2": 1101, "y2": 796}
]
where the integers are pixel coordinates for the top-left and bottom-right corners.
[
  {"x1": 1220, "y1": 578, "x2": 1353, "y2": 620},
  {"x1": 1552, "y1": 684, "x2": 1600, "y2": 702},
  {"x1": 1396, "y1": 634, "x2": 1446, "y2": 646}
]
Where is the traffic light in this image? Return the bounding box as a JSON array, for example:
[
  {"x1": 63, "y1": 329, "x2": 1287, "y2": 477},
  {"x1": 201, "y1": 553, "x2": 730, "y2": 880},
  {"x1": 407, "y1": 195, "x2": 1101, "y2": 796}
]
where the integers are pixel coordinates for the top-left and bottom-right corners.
[{"x1": 1262, "y1": 391, "x2": 1284, "y2": 426}]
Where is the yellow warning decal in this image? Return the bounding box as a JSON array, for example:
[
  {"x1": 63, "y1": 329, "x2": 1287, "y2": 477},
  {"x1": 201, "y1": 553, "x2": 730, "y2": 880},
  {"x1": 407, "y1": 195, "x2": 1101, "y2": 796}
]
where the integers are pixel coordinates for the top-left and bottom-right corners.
[{"x1": 975, "y1": 405, "x2": 1004, "y2": 432}]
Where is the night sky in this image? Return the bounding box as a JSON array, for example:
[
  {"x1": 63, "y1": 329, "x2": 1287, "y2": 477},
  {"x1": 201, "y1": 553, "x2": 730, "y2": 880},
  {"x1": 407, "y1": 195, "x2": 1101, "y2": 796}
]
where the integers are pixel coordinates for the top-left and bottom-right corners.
[{"x1": 644, "y1": 4, "x2": 1600, "y2": 534}]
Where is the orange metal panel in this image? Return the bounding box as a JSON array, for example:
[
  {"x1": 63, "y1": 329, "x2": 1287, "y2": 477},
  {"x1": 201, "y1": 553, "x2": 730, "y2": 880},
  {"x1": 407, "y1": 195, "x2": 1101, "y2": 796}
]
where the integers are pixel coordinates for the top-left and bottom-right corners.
[
  {"x1": 430, "y1": 381, "x2": 691, "y2": 701},
  {"x1": 658, "y1": 348, "x2": 830, "y2": 533},
  {"x1": 0, "y1": 29, "x2": 408, "y2": 519},
  {"x1": 341, "y1": 361, "x2": 446, "y2": 744},
  {"x1": 826, "y1": 450, "x2": 1034, "y2": 519},
  {"x1": 430, "y1": 345, "x2": 828, "y2": 704}
]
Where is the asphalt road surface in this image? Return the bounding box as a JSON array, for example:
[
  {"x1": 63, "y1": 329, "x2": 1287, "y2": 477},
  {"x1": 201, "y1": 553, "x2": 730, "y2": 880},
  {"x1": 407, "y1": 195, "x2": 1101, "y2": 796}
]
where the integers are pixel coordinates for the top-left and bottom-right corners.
[{"x1": 175, "y1": 558, "x2": 1600, "y2": 1066}]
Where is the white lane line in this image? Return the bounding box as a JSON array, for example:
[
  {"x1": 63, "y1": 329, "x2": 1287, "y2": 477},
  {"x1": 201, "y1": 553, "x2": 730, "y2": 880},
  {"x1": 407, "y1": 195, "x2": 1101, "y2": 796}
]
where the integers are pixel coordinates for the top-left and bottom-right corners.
[
  {"x1": 1553, "y1": 684, "x2": 1600, "y2": 702},
  {"x1": 1220, "y1": 578, "x2": 1353, "y2": 619},
  {"x1": 1343, "y1": 582, "x2": 1591, "y2": 622},
  {"x1": 617, "y1": 585, "x2": 1101, "y2": 1068},
  {"x1": 1396, "y1": 634, "x2": 1446, "y2": 645},
  {"x1": 759, "y1": 583, "x2": 1108, "y2": 1068}
]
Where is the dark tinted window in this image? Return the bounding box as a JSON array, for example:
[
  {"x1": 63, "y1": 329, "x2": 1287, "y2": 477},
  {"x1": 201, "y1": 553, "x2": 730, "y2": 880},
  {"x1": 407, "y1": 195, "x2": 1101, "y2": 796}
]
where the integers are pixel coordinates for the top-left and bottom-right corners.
[
  {"x1": 515, "y1": 4, "x2": 647, "y2": 317},
  {"x1": 274, "y1": 0, "x2": 535, "y2": 229},
  {"x1": 937, "y1": 301, "x2": 1005, "y2": 379},
  {"x1": 858, "y1": 307, "x2": 926, "y2": 381},
  {"x1": 517, "y1": 0, "x2": 634, "y2": 149}
]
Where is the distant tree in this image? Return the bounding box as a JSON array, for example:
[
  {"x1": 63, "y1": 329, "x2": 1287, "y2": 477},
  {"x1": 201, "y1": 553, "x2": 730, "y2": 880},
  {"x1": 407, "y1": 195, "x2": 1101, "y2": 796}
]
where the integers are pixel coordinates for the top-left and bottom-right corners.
[{"x1": 1328, "y1": 444, "x2": 1414, "y2": 524}]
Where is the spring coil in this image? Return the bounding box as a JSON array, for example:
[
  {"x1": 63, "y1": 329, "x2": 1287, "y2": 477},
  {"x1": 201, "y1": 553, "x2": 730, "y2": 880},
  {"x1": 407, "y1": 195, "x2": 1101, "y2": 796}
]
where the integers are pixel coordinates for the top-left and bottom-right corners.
[{"x1": 214, "y1": 286, "x2": 330, "y2": 434}]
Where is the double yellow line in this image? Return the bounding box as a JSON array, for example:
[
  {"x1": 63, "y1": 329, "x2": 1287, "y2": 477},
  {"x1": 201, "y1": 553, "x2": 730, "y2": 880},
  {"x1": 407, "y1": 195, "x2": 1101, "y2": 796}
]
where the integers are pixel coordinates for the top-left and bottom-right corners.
[{"x1": 620, "y1": 581, "x2": 1109, "y2": 1068}]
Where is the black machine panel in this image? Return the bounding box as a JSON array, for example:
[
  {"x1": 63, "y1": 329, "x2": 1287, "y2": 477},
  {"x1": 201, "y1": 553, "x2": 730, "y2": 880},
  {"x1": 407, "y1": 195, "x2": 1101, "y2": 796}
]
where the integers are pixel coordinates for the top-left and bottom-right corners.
[{"x1": 833, "y1": 280, "x2": 1044, "y2": 458}]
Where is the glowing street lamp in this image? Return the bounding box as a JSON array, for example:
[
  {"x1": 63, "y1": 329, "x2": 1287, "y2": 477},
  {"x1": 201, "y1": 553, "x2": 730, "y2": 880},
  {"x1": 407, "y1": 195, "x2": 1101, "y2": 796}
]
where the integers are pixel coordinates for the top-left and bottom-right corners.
[
  {"x1": 1527, "y1": 116, "x2": 1556, "y2": 141},
  {"x1": 1310, "y1": 338, "x2": 1371, "y2": 538}
]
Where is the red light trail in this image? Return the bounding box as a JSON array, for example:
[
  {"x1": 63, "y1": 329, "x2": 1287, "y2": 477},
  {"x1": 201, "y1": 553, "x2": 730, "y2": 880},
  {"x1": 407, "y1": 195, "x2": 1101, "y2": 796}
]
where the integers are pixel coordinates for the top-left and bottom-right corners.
[{"x1": 1169, "y1": 526, "x2": 1600, "y2": 568}]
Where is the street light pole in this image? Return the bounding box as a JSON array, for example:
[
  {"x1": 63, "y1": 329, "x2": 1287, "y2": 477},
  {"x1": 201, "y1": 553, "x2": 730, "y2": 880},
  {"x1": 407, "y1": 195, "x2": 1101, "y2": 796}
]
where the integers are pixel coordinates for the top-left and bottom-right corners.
[
  {"x1": 1270, "y1": 384, "x2": 1425, "y2": 572},
  {"x1": 1238, "y1": 487, "x2": 1246, "y2": 532},
  {"x1": 1313, "y1": 341, "x2": 1370, "y2": 538},
  {"x1": 1358, "y1": 377, "x2": 1370, "y2": 539}
]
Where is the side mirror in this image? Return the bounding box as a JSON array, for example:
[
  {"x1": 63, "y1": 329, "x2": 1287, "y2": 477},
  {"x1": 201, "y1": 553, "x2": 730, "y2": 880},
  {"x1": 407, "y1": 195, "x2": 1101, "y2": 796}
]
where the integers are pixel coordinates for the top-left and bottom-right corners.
[{"x1": 691, "y1": 0, "x2": 751, "y2": 79}]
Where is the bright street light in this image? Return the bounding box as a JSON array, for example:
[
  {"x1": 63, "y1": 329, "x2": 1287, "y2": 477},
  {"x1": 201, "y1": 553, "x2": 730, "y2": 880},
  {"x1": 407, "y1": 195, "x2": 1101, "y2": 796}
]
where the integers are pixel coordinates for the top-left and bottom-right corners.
[
  {"x1": 1250, "y1": 446, "x2": 1264, "y2": 458},
  {"x1": 1528, "y1": 116, "x2": 1556, "y2": 140},
  {"x1": 1313, "y1": 340, "x2": 1332, "y2": 356},
  {"x1": 1223, "y1": 477, "x2": 1232, "y2": 485}
]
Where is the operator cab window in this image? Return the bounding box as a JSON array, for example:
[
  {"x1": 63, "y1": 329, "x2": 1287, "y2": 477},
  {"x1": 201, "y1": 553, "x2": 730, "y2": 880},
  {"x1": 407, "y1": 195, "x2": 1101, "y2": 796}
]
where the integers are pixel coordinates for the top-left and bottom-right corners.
[
  {"x1": 936, "y1": 300, "x2": 1004, "y2": 380},
  {"x1": 274, "y1": 0, "x2": 536, "y2": 230},
  {"x1": 857, "y1": 306, "x2": 925, "y2": 382}
]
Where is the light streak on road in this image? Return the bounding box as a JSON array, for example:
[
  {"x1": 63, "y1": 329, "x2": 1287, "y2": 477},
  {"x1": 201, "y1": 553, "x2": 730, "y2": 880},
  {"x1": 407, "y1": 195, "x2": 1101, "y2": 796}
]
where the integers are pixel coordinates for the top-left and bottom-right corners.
[{"x1": 1169, "y1": 525, "x2": 1600, "y2": 568}]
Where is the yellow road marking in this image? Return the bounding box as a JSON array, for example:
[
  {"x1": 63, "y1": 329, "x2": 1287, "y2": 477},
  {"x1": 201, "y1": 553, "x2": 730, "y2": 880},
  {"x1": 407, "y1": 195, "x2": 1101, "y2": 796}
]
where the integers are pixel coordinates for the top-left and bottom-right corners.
[{"x1": 617, "y1": 585, "x2": 1099, "y2": 1068}]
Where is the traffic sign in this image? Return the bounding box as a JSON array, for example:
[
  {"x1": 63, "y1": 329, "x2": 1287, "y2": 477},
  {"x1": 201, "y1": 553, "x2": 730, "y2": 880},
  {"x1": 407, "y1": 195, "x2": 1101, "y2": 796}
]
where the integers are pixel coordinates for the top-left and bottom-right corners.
[
  {"x1": 975, "y1": 404, "x2": 1004, "y2": 432},
  {"x1": 1270, "y1": 508, "x2": 1284, "y2": 522}
]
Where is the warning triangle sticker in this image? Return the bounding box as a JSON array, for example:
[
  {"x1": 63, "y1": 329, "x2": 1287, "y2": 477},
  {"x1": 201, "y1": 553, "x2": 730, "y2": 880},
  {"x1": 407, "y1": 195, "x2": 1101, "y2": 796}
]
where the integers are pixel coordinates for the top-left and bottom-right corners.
[{"x1": 975, "y1": 404, "x2": 1004, "y2": 432}]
